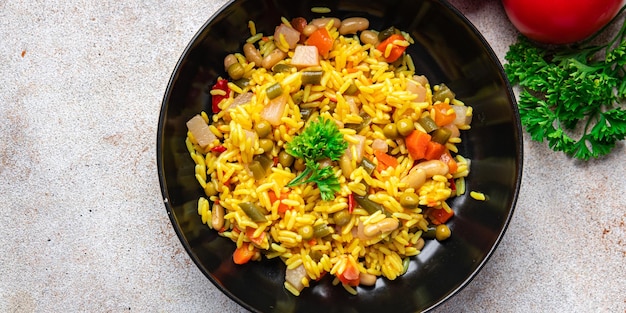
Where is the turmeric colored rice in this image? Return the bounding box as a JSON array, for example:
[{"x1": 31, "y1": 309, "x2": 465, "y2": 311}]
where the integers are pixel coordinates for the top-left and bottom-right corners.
[{"x1": 185, "y1": 15, "x2": 473, "y2": 295}]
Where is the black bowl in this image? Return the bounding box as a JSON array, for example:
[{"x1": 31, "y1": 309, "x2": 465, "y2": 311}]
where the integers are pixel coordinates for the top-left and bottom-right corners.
[{"x1": 157, "y1": 0, "x2": 523, "y2": 312}]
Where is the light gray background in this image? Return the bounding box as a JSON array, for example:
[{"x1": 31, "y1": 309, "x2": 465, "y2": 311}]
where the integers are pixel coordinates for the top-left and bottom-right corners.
[{"x1": 1, "y1": 0, "x2": 624, "y2": 312}]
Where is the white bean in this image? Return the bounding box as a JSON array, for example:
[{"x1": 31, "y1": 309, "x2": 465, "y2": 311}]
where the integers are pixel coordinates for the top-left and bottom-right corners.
[
  {"x1": 310, "y1": 17, "x2": 341, "y2": 29},
  {"x1": 359, "y1": 272, "x2": 377, "y2": 286},
  {"x1": 261, "y1": 48, "x2": 287, "y2": 69},
  {"x1": 302, "y1": 24, "x2": 318, "y2": 36},
  {"x1": 243, "y1": 42, "x2": 263, "y2": 66},
  {"x1": 223, "y1": 54, "x2": 238, "y2": 71},
  {"x1": 401, "y1": 160, "x2": 448, "y2": 189},
  {"x1": 339, "y1": 17, "x2": 369, "y2": 35},
  {"x1": 211, "y1": 203, "x2": 224, "y2": 230},
  {"x1": 359, "y1": 30, "x2": 379, "y2": 46},
  {"x1": 363, "y1": 218, "x2": 399, "y2": 237}
]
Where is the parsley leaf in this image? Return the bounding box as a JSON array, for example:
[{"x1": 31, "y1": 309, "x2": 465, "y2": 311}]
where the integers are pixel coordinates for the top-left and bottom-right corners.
[
  {"x1": 285, "y1": 116, "x2": 348, "y2": 200},
  {"x1": 505, "y1": 24, "x2": 626, "y2": 160}
]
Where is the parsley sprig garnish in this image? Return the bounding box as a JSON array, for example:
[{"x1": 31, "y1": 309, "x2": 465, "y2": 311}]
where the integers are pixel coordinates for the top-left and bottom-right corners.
[
  {"x1": 285, "y1": 116, "x2": 348, "y2": 201},
  {"x1": 504, "y1": 10, "x2": 626, "y2": 160}
]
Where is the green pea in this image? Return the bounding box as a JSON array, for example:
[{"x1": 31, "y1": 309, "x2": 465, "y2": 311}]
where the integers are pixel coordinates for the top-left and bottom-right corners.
[
  {"x1": 299, "y1": 225, "x2": 314, "y2": 240},
  {"x1": 255, "y1": 120, "x2": 272, "y2": 138},
  {"x1": 396, "y1": 118, "x2": 415, "y2": 137},
  {"x1": 399, "y1": 192, "x2": 419, "y2": 209},
  {"x1": 227, "y1": 63, "x2": 245, "y2": 80},
  {"x1": 333, "y1": 210, "x2": 351, "y2": 226},
  {"x1": 435, "y1": 224, "x2": 451, "y2": 241},
  {"x1": 294, "y1": 158, "x2": 306, "y2": 171},
  {"x1": 259, "y1": 139, "x2": 274, "y2": 153},
  {"x1": 383, "y1": 123, "x2": 399, "y2": 139},
  {"x1": 278, "y1": 150, "x2": 295, "y2": 167}
]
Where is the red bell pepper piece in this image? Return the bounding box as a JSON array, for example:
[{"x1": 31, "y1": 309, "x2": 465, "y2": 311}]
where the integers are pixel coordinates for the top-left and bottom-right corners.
[{"x1": 211, "y1": 79, "x2": 230, "y2": 113}]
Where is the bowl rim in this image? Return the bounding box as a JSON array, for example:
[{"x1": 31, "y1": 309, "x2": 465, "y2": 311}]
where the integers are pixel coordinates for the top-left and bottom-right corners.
[{"x1": 157, "y1": 0, "x2": 524, "y2": 311}]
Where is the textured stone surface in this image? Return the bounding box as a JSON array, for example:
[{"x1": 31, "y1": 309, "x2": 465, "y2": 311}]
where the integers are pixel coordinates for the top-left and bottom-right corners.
[{"x1": 1, "y1": 0, "x2": 624, "y2": 312}]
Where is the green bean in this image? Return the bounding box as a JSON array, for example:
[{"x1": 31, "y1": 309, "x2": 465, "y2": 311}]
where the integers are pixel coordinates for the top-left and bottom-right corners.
[
  {"x1": 422, "y1": 227, "x2": 437, "y2": 239},
  {"x1": 360, "y1": 158, "x2": 376, "y2": 176},
  {"x1": 343, "y1": 81, "x2": 358, "y2": 95},
  {"x1": 248, "y1": 161, "x2": 266, "y2": 180},
  {"x1": 346, "y1": 112, "x2": 371, "y2": 132},
  {"x1": 432, "y1": 83, "x2": 455, "y2": 103},
  {"x1": 333, "y1": 210, "x2": 351, "y2": 227},
  {"x1": 383, "y1": 123, "x2": 399, "y2": 139},
  {"x1": 354, "y1": 195, "x2": 384, "y2": 215},
  {"x1": 266, "y1": 82, "x2": 283, "y2": 99},
  {"x1": 227, "y1": 63, "x2": 245, "y2": 80},
  {"x1": 431, "y1": 127, "x2": 452, "y2": 144},
  {"x1": 292, "y1": 90, "x2": 304, "y2": 105},
  {"x1": 272, "y1": 63, "x2": 295, "y2": 73},
  {"x1": 301, "y1": 70, "x2": 323, "y2": 85},
  {"x1": 401, "y1": 257, "x2": 410, "y2": 275},
  {"x1": 239, "y1": 202, "x2": 267, "y2": 222},
  {"x1": 233, "y1": 78, "x2": 250, "y2": 90},
  {"x1": 313, "y1": 223, "x2": 332, "y2": 238},
  {"x1": 254, "y1": 154, "x2": 272, "y2": 171},
  {"x1": 418, "y1": 115, "x2": 438, "y2": 133},
  {"x1": 299, "y1": 107, "x2": 314, "y2": 122},
  {"x1": 378, "y1": 26, "x2": 401, "y2": 41},
  {"x1": 278, "y1": 150, "x2": 295, "y2": 167},
  {"x1": 309, "y1": 250, "x2": 323, "y2": 262}
]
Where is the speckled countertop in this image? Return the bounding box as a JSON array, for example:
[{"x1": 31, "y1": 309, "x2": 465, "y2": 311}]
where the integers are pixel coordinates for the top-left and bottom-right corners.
[{"x1": 1, "y1": 0, "x2": 624, "y2": 312}]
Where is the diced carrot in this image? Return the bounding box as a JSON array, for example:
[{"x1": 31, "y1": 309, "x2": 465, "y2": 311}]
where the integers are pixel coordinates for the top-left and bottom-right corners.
[
  {"x1": 429, "y1": 207, "x2": 454, "y2": 225},
  {"x1": 269, "y1": 190, "x2": 290, "y2": 214},
  {"x1": 376, "y1": 34, "x2": 408, "y2": 63},
  {"x1": 440, "y1": 151, "x2": 458, "y2": 174},
  {"x1": 306, "y1": 27, "x2": 334, "y2": 56},
  {"x1": 424, "y1": 141, "x2": 446, "y2": 160},
  {"x1": 405, "y1": 130, "x2": 431, "y2": 160},
  {"x1": 245, "y1": 227, "x2": 265, "y2": 246},
  {"x1": 337, "y1": 262, "x2": 360, "y2": 287},
  {"x1": 233, "y1": 242, "x2": 256, "y2": 264},
  {"x1": 433, "y1": 102, "x2": 457, "y2": 127},
  {"x1": 374, "y1": 150, "x2": 398, "y2": 172}
]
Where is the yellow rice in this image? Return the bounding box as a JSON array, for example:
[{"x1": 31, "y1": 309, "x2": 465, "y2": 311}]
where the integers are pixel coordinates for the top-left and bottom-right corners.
[{"x1": 185, "y1": 16, "x2": 474, "y2": 296}]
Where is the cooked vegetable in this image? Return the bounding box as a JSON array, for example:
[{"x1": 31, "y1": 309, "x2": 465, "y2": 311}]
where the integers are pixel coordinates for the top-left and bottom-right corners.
[
  {"x1": 301, "y1": 70, "x2": 323, "y2": 85},
  {"x1": 432, "y1": 84, "x2": 455, "y2": 103},
  {"x1": 266, "y1": 82, "x2": 283, "y2": 99},
  {"x1": 285, "y1": 117, "x2": 348, "y2": 200},
  {"x1": 432, "y1": 102, "x2": 456, "y2": 127},
  {"x1": 405, "y1": 130, "x2": 431, "y2": 160},
  {"x1": 354, "y1": 195, "x2": 384, "y2": 215},
  {"x1": 374, "y1": 150, "x2": 398, "y2": 171},
  {"x1": 261, "y1": 94, "x2": 287, "y2": 126},
  {"x1": 233, "y1": 242, "x2": 256, "y2": 264},
  {"x1": 274, "y1": 23, "x2": 301, "y2": 50},
  {"x1": 376, "y1": 34, "x2": 407, "y2": 63},
  {"x1": 186, "y1": 114, "x2": 217, "y2": 149},
  {"x1": 435, "y1": 224, "x2": 451, "y2": 241},
  {"x1": 306, "y1": 27, "x2": 334, "y2": 56},
  {"x1": 211, "y1": 79, "x2": 230, "y2": 113},
  {"x1": 504, "y1": 19, "x2": 626, "y2": 160},
  {"x1": 396, "y1": 118, "x2": 414, "y2": 136},
  {"x1": 227, "y1": 62, "x2": 245, "y2": 80},
  {"x1": 291, "y1": 45, "x2": 320, "y2": 68},
  {"x1": 502, "y1": 0, "x2": 623, "y2": 44},
  {"x1": 239, "y1": 202, "x2": 267, "y2": 222},
  {"x1": 418, "y1": 115, "x2": 438, "y2": 133},
  {"x1": 254, "y1": 120, "x2": 272, "y2": 138}
]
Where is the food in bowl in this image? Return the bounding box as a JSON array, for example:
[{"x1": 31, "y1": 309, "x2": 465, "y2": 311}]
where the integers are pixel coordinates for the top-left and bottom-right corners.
[{"x1": 184, "y1": 14, "x2": 473, "y2": 296}]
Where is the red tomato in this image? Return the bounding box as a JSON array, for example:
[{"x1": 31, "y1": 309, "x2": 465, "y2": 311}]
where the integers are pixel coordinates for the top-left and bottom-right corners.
[{"x1": 501, "y1": 0, "x2": 624, "y2": 44}]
